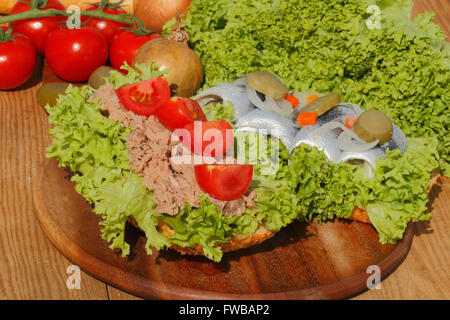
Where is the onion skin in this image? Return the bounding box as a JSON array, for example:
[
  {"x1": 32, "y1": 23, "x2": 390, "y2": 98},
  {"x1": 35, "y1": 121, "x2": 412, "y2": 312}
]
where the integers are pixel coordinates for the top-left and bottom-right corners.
[
  {"x1": 134, "y1": 0, "x2": 192, "y2": 33},
  {"x1": 133, "y1": 38, "x2": 203, "y2": 98}
]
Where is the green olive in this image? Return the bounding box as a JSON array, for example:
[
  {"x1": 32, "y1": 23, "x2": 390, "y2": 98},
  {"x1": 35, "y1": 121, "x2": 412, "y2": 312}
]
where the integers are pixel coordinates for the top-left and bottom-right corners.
[
  {"x1": 299, "y1": 92, "x2": 341, "y2": 116},
  {"x1": 36, "y1": 82, "x2": 70, "y2": 109},
  {"x1": 246, "y1": 70, "x2": 289, "y2": 100},
  {"x1": 353, "y1": 109, "x2": 393, "y2": 144},
  {"x1": 88, "y1": 66, "x2": 115, "y2": 89}
]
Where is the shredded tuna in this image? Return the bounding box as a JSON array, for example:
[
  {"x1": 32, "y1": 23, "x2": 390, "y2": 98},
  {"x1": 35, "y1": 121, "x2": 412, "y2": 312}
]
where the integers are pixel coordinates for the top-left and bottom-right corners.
[{"x1": 91, "y1": 83, "x2": 256, "y2": 216}]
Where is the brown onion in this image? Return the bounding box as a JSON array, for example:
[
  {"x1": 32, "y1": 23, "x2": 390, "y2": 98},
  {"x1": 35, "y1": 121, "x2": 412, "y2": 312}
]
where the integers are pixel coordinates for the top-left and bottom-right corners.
[
  {"x1": 134, "y1": 0, "x2": 192, "y2": 33},
  {"x1": 133, "y1": 38, "x2": 203, "y2": 97}
]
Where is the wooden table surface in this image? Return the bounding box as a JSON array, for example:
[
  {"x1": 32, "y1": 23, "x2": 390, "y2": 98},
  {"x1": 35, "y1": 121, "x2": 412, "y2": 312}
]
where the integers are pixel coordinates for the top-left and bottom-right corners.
[{"x1": 0, "y1": 0, "x2": 449, "y2": 300}]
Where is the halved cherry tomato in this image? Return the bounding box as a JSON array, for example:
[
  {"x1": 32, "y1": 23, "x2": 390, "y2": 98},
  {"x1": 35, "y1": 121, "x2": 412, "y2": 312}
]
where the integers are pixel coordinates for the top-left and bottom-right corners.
[
  {"x1": 156, "y1": 97, "x2": 207, "y2": 131},
  {"x1": 179, "y1": 120, "x2": 234, "y2": 157},
  {"x1": 11, "y1": 0, "x2": 65, "y2": 56},
  {"x1": 116, "y1": 78, "x2": 171, "y2": 116},
  {"x1": 194, "y1": 164, "x2": 253, "y2": 201}
]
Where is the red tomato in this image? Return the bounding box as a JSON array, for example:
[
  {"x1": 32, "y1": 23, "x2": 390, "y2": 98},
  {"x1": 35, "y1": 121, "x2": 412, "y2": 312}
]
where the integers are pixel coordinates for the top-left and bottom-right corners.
[
  {"x1": 82, "y1": 5, "x2": 132, "y2": 45},
  {"x1": 0, "y1": 31, "x2": 36, "y2": 90},
  {"x1": 194, "y1": 164, "x2": 254, "y2": 201},
  {"x1": 11, "y1": 0, "x2": 65, "y2": 56},
  {"x1": 156, "y1": 97, "x2": 207, "y2": 131},
  {"x1": 116, "y1": 78, "x2": 171, "y2": 116},
  {"x1": 180, "y1": 120, "x2": 234, "y2": 157},
  {"x1": 110, "y1": 30, "x2": 162, "y2": 72},
  {"x1": 45, "y1": 26, "x2": 108, "y2": 82}
]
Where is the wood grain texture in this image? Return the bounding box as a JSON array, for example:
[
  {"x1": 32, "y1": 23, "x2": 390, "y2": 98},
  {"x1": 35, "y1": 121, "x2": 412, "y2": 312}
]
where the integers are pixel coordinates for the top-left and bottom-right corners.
[
  {"x1": 412, "y1": 0, "x2": 450, "y2": 41},
  {"x1": 33, "y1": 159, "x2": 416, "y2": 300},
  {"x1": 0, "y1": 58, "x2": 108, "y2": 299},
  {"x1": 354, "y1": 178, "x2": 450, "y2": 299},
  {"x1": 354, "y1": 0, "x2": 450, "y2": 300},
  {"x1": 0, "y1": 0, "x2": 448, "y2": 300}
]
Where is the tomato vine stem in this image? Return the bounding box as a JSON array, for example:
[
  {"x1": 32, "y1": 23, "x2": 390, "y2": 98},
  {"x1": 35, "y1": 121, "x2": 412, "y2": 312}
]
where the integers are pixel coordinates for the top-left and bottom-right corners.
[{"x1": 0, "y1": 7, "x2": 149, "y2": 32}]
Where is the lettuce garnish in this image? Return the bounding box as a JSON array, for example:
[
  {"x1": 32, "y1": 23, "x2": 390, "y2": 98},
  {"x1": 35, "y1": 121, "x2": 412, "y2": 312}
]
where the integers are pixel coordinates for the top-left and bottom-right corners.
[{"x1": 184, "y1": 0, "x2": 450, "y2": 175}]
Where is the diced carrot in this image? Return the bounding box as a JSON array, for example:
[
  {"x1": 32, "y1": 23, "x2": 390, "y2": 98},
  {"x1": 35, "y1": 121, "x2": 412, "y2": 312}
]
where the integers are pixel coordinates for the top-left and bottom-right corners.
[
  {"x1": 285, "y1": 94, "x2": 300, "y2": 108},
  {"x1": 297, "y1": 112, "x2": 318, "y2": 126},
  {"x1": 305, "y1": 94, "x2": 319, "y2": 104},
  {"x1": 345, "y1": 115, "x2": 357, "y2": 129}
]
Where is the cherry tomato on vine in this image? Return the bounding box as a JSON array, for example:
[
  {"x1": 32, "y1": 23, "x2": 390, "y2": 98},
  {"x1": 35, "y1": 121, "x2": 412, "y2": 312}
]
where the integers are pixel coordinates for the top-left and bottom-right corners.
[
  {"x1": 11, "y1": 0, "x2": 66, "y2": 56},
  {"x1": 110, "y1": 30, "x2": 162, "y2": 73},
  {"x1": 156, "y1": 97, "x2": 207, "y2": 131},
  {"x1": 116, "y1": 78, "x2": 171, "y2": 116},
  {"x1": 0, "y1": 28, "x2": 37, "y2": 90},
  {"x1": 45, "y1": 26, "x2": 108, "y2": 82},
  {"x1": 194, "y1": 164, "x2": 254, "y2": 201},
  {"x1": 82, "y1": 4, "x2": 132, "y2": 45}
]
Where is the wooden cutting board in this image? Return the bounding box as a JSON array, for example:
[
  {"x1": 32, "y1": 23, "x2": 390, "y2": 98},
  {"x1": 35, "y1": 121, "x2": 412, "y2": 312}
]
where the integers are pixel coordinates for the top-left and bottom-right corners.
[{"x1": 33, "y1": 158, "x2": 416, "y2": 300}]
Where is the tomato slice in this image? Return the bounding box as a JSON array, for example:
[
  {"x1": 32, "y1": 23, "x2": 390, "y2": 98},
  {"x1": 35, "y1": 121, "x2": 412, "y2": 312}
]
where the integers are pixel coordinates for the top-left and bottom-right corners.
[
  {"x1": 194, "y1": 164, "x2": 254, "y2": 201},
  {"x1": 156, "y1": 97, "x2": 207, "y2": 131},
  {"x1": 179, "y1": 120, "x2": 234, "y2": 157},
  {"x1": 116, "y1": 78, "x2": 170, "y2": 116}
]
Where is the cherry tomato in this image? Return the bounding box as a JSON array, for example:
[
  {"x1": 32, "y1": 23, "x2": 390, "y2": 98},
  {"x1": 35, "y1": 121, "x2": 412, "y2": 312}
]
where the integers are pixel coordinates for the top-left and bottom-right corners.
[
  {"x1": 82, "y1": 5, "x2": 132, "y2": 45},
  {"x1": 194, "y1": 164, "x2": 254, "y2": 201},
  {"x1": 11, "y1": 0, "x2": 65, "y2": 56},
  {"x1": 110, "y1": 30, "x2": 162, "y2": 72},
  {"x1": 180, "y1": 120, "x2": 234, "y2": 157},
  {"x1": 45, "y1": 26, "x2": 108, "y2": 82},
  {"x1": 116, "y1": 78, "x2": 171, "y2": 116},
  {"x1": 0, "y1": 30, "x2": 36, "y2": 90},
  {"x1": 156, "y1": 97, "x2": 207, "y2": 131}
]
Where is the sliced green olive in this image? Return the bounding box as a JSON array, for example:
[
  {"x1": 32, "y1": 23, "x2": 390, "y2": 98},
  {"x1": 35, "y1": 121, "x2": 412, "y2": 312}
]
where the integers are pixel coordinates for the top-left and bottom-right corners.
[
  {"x1": 246, "y1": 70, "x2": 289, "y2": 100},
  {"x1": 88, "y1": 66, "x2": 114, "y2": 89},
  {"x1": 299, "y1": 92, "x2": 341, "y2": 116},
  {"x1": 36, "y1": 82, "x2": 70, "y2": 109},
  {"x1": 353, "y1": 109, "x2": 393, "y2": 144}
]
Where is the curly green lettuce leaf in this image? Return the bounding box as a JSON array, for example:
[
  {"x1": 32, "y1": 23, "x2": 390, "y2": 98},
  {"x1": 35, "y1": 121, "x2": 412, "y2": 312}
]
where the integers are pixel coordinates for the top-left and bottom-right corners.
[
  {"x1": 202, "y1": 101, "x2": 235, "y2": 124},
  {"x1": 233, "y1": 131, "x2": 307, "y2": 230},
  {"x1": 184, "y1": 0, "x2": 450, "y2": 175},
  {"x1": 288, "y1": 138, "x2": 439, "y2": 243},
  {"x1": 105, "y1": 61, "x2": 168, "y2": 89},
  {"x1": 46, "y1": 85, "x2": 170, "y2": 256},
  {"x1": 160, "y1": 196, "x2": 234, "y2": 262},
  {"x1": 365, "y1": 202, "x2": 409, "y2": 244},
  {"x1": 362, "y1": 137, "x2": 439, "y2": 243}
]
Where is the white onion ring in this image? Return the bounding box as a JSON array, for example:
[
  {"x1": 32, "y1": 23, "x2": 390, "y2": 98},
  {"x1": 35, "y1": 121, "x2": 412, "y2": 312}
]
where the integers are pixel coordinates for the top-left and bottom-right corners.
[
  {"x1": 233, "y1": 77, "x2": 248, "y2": 87},
  {"x1": 246, "y1": 85, "x2": 295, "y2": 119},
  {"x1": 246, "y1": 85, "x2": 279, "y2": 113},
  {"x1": 276, "y1": 99, "x2": 297, "y2": 119},
  {"x1": 309, "y1": 120, "x2": 379, "y2": 152},
  {"x1": 337, "y1": 132, "x2": 379, "y2": 152}
]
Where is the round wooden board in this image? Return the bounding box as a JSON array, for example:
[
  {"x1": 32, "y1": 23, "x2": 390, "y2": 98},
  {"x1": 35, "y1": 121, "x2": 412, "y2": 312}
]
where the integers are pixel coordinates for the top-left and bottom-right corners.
[{"x1": 33, "y1": 158, "x2": 414, "y2": 300}]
